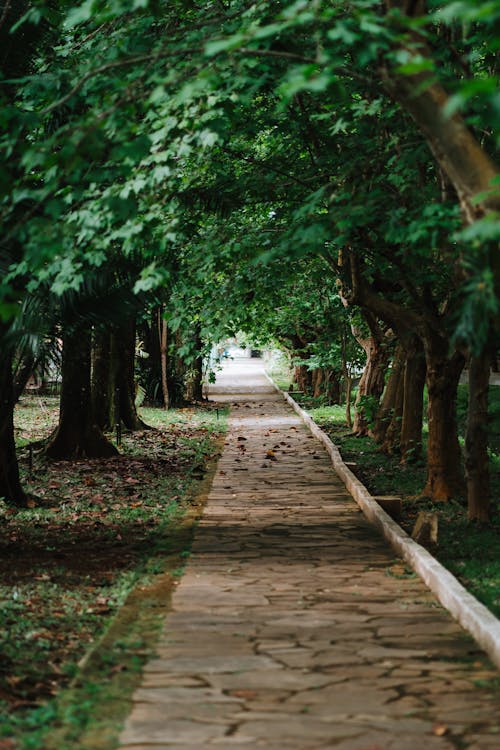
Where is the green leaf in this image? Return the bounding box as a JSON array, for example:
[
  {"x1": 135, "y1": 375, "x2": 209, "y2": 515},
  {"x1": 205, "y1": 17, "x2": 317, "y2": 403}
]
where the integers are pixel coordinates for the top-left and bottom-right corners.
[
  {"x1": 279, "y1": 65, "x2": 330, "y2": 100},
  {"x1": 327, "y1": 24, "x2": 359, "y2": 45},
  {"x1": 198, "y1": 129, "x2": 219, "y2": 149},
  {"x1": 134, "y1": 263, "x2": 170, "y2": 293},
  {"x1": 205, "y1": 34, "x2": 246, "y2": 57},
  {"x1": 65, "y1": 0, "x2": 95, "y2": 28},
  {"x1": 9, "y1": 7, "x2": 42, "y2": 33}
]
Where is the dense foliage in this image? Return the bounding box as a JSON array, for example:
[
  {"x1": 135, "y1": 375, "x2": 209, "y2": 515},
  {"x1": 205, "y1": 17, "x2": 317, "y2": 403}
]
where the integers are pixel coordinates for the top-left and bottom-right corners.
[{"x1": 0, "y1": 2, "x2": 499, "y2": 504}]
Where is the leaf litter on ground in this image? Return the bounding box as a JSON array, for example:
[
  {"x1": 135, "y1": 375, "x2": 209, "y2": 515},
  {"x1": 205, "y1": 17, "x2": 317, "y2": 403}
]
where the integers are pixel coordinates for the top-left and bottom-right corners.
[{"x1": 1, "y1": 397, "x2": 227, "y2": 747}]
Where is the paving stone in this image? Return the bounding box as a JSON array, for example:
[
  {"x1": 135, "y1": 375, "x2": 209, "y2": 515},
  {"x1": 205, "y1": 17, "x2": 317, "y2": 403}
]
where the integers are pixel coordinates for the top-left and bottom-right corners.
[
  {"x1": 117, "y1": 359, "x2": 500, "y2": 750},
  {"x1": 229, "y1": 716, "x2": 364, "y2": 741},
  {"x1": 206, "y1": 669, "x2": 334, "y2": 691},
  {"x1": 313, "y1": 730, "x2": 456, "y2": 750},
  {"x1": 133, "y1": 687, "x2": 242, "y2": 704},
  {"x1": 286, "y1": 683, "x2": 399, "y2": 714},
  {"x1": 144, "y1": 654, "x2": 277, "y2": 674},
  {"x1": 466, "y1": 736, "x2": 500, "y2": 749},
  {"x1": 141, "y1": 674, "x2": 205, "y2": 688},
  {"x1": 129, "y1": 700, "x2": 242, "y2": 723},
  {"x1": 120, "y1": 718, "x2": 228, "y2": 745}
]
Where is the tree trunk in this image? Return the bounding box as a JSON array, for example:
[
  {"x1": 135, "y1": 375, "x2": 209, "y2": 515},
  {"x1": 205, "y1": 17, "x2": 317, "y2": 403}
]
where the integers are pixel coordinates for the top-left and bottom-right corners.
[
  {"x1": 353, "y1": 333, "x2": 389, "y2": 436},
  {"x1": 46, "y1": 327, "x2": 118, "y2": 459},
  {"x1": 158, "y1": 308, "x2": 170, "y2": 410},
  {"x1": 294, "y1": 364, "x2": 312, "y2": 393},
  {"x1": 312, "y1": 368, "x2": 323, "y2": 398},
  {"x1": 400, "y1": 337, "x2": 426, "y2": 463},
  {"x1": 189, "y1": 352, "x2": 204, "y2": 401},
  {"x1": 116, "y1": 318, "x2": 148, "y2": 430},
  {"x1": 465, "y1": 351, "x2": 491, "y2": 521},
  {"x1": 373, "y1": 343, "x2": 405, "y2": 445},
  {"x1": 137, "y1": 313, "x2": 163, "y2": 406},
  {"x1": 338, "y1": 247, "x2": 468, "y2": 500},
  {"x1": 381, "y1": 2, "x2": 500, "y2": 225},
  {"x1": 341, "y1": 324, "x2": 353, "y2": 427},
  {"x1": 381, "y1": 366, "x2": 404, "y2": 455},
  {"x1": 345, "y1": 375, "x2": 353, "y2": 428},
  {"x1": 423, "y1": 335, "x2": 465, "y2": 501},
  {"x1": 324, "y1": 369, "x2": 341, "y2": 405},
  {"x1": 0, "y1": 341, "x2": 29, "y2": 506},
  {"x1": 186, "y1": 329, "x2": 204, "y2": 402},
  {"x1": 91, "y1": 328, "x2": 116, "y2": 431}
]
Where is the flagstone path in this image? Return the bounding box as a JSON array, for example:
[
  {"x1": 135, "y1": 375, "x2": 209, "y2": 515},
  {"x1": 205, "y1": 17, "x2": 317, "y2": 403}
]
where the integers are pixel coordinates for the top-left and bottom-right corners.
[{"x1": 119, "y1": 358, "x2": 500, "y2": 750}]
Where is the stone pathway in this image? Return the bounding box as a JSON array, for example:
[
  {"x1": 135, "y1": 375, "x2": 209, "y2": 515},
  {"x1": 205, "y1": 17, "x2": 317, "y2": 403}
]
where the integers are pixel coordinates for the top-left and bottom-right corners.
[{"x1": 119, "y1": 359, "x2": 500, "y2": 749}]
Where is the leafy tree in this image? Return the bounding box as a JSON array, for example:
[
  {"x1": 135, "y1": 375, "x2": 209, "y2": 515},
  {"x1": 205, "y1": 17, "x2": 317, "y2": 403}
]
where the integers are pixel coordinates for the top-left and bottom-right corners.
[
  {"x1": 0, "y1": 0, "x2": 66, "y2": 505},
  {"x1": 1, "y1": 0, "x2": 498, "y2": 520}
]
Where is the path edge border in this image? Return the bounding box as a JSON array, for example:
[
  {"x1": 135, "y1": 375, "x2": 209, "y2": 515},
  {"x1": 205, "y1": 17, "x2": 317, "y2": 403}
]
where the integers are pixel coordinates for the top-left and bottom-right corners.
[{"x1": 264, "y1": 371, "x2": 500, "y2": 670}]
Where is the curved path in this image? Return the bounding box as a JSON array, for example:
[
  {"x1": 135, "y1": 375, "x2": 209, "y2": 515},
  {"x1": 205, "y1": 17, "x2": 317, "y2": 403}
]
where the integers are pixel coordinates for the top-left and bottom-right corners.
[{"x1": 119, "y1": 358, "x2": 499, "y2": 749}]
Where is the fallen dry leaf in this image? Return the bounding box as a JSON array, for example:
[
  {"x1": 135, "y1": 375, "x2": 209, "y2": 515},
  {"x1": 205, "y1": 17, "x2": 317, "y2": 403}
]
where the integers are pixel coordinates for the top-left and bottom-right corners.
[
  {"x1": 230, "y1": 689, "x2": 258, "y2": 699},
  {"x1": 432, "y1": 723, "x2": 449, "y2": 737}
]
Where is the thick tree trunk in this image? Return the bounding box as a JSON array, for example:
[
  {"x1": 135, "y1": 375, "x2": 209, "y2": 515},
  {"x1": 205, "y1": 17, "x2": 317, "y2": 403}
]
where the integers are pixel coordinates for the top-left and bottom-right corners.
[
  {"x1": 312, "y1": 368, "x2": 323, "y2": 399},
  {"x1": 137, "y1": 314, "x2": 162, "y2": 406},
  {"x1": 117, "y1": 318, "x2": 148, "y2": 430},
  {"x1": 294, "y1": 364, "x2": 312, "y2": 393},
  {"x1": 46, "y1": 327, "x2": 118, "y2": 459},
  {"x1": 373, "y1": 343, "x2": 405, "y2": 445},
  {"x1": 189, "y1": 352, "x2": 204, "y2": 401},
  {"x1": 353, "y1": 334, "x2": 389, "y2": 436},
  {"x1": 324, "y1": 369, "x2": 341, "y2": 405},
  {"x1": 381, "y1": 363, "x2": 404, "y2": 455},
  {"x1": 310, "y1": 368, "x2": 341, "y2": 403},
  {"x1": 381, "y1": 2, "x2": 500, "y2": 225},
  {"x1": 400, "y1": 337, "x2": 426, "y2": 463},
  {"x1": 0, "y1": 343, "x2": 29, "y2": 507},
  {"x1": 465, "y1": 352, "x2": 491, "y2": 521},
  {"x1": 91, "y1": 328, "x2": 116, "y2": 431},
  {"x1": 338, "y1": 280, "x2": 390, "y2": 435},
  {"x1": 423, "y1": 336, "x2": 465, "y2": 501},
  {"x1": 383, "y1": 75, "x2": 500, "y2": 224}
]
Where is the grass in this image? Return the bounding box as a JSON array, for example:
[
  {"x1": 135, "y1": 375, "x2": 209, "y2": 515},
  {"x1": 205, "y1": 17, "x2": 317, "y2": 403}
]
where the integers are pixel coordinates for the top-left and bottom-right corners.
[
  {"x1": 291, "y1": 386, "x2": 500, "y2": 619},
  {"x1": 1, "y1": 397, "x2": 228, "y2": 749}
]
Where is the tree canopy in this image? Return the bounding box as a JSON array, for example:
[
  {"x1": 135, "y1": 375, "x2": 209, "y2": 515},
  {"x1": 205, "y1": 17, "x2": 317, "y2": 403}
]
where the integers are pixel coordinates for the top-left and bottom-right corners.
[{"x1": 1, "y1": 0, "x2": 499, "y2": 516}]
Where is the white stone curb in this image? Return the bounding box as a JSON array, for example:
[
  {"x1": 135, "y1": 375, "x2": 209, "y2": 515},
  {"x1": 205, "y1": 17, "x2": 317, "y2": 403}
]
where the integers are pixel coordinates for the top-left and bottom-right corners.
[{"x1": 264, "y1": 371, "x2": 500, "y2": 670}]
